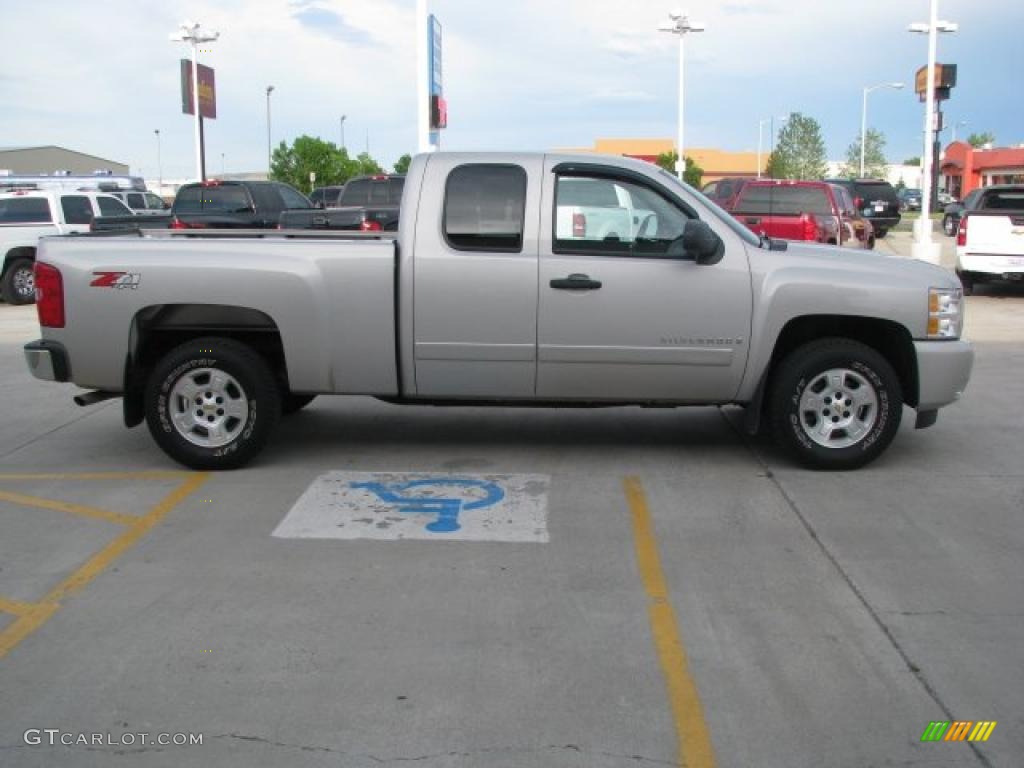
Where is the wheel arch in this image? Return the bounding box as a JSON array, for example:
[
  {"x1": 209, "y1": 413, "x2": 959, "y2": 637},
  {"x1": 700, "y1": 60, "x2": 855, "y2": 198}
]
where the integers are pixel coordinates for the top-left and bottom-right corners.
[
  {"x1": 2, "y1": 246, "x2": 36, "y2": 275},
  {"x1": 124, "y1": 304, "x2": 288, "y2": 427}
]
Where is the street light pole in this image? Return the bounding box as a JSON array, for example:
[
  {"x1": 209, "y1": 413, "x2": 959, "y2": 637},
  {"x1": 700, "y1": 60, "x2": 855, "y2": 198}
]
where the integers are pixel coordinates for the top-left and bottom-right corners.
[
  {"x1": 266, "y1": 85, "x2": 275, "y2": 175},
  {"x1": 340, "y1": 115, "x2": 347, "y2": 151},
  {"x1": 659, "y1": 11, "x2": 705, "y2": 182},
  {"x1": 757, "y1": 115, "x2": 786, "y2": 179},
  {"x1": 169, "y1": 20, "x2": 219, "y2": 182},
  {"x1": 909, "y1": 0, "x2": 957, "y2": 264},
  {"x1": 154, "y1": 129, "x2": 162, "y2": 191},
  {"x1": 861, "y1": 82, "x2": 904, "y2": 177},
  {"x1": 951, "y1": 120, "x2": 967, "y2": 142}
]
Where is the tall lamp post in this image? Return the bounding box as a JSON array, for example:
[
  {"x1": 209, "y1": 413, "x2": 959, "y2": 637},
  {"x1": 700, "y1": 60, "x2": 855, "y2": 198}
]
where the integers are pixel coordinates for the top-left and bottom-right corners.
[
  {"x1": 951, "y1": 120, "x2": 967, "y2": 142},
  {"x1": 658, "y1": 10, "x2": 705, "y2": 181},
  {"x1": 757, "y1": 115, "x2": 787, "y2": 179},
  {"x1": 265, "y1": 85, "x2": 275, "y2": 175},
  {"x1": 340, "y1": 114, "x2": 347, "y2": 151},
  {"x1": 861, "y1": 82, "x2": 904, "y2": 177},
  {"x1": 909, "y1": 1, "x2": 957, "y2": 264},
  {"x1": 154, "y1": 129, "x2": 162, "y2": 192},
  {"x1": 169, "y1": 20, "x2": 219, "y2": 182}
]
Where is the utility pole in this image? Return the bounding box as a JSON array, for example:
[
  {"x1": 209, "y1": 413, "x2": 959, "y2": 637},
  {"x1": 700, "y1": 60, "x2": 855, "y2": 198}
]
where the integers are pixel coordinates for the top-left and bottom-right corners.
[{"x1": 658, "y1": 11, "x2": 705, "y2": 182}]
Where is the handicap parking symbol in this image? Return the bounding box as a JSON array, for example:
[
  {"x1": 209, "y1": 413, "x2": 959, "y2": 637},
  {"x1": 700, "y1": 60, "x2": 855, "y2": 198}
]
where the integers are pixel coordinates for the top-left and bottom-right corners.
[
  {"x1": 272, "y1": 472, "x2": 550, "y2": 542},
  {"x1": 350, "y1": 478, "x2": 505, "y2": 533}
]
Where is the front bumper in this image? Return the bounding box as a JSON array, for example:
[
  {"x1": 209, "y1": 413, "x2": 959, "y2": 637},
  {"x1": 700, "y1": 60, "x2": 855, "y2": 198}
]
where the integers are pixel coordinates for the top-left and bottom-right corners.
[
  {"x1": 914, "y1": 339, "x2": 973, "y2": 413},
  {"x1": 24, "y1": 340, "x2": 70, "y2": 382}
]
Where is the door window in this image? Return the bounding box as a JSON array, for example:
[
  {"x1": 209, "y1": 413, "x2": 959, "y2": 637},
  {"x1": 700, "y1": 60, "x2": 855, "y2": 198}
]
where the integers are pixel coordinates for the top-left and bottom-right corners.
[
  {"x1": 443, "y1": 164, "x2": 527, "y2": 252},
  {"x1": 553, "y1": 174, "x2": 692, "y2": 257},
  {"x1": 277, "y1": 184, "x2": 313, "y2": 210},
  {"x1": 60, "y1": 195, "x2": 94, "y2": 224},
  {"x1": 98, "y1": 196, "x2": 131, "y2": 216}
]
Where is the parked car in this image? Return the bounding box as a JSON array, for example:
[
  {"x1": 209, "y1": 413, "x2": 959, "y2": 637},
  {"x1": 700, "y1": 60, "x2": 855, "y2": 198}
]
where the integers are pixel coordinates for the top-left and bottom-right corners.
[
  {"x1": 826, "y1": 179, "x2": 901, "y2": 237},
  {"x1": 283, "y1": 175, "x2": 405, "y2": 232},
  {"x1": 955, "y1": 185, "x2": 1024, "y2": 294},
  {"x1": 702, "y1": 177, "x2": 755, "y2": 210},
  {"x1": 108, "y1": 190, "x2": 170, "y2": 215},
  {"x1": 937, "y1": 191, "x2": 956, "y2": 207},
  {"x1": 730, "y1": 180, "x2": 874, "y2": 248},
  {"x1": 943, "y1": 188, "x2": 982, "y2": 236},
  {"x1": 898, "y1": 188, "x2": 922, "y2": 211},
  {"x1": 310, "y1": 186, "x2": 344, "y2": 208},
  {"x1": 24, "y1": 152, "x2": 972, "y2": 472},
  {"x1": 91, "y1": 180, "x2": 314, "y2": 232},
  {"x1": 0, "y1": 189, "x2": 132, "y2": 304}
]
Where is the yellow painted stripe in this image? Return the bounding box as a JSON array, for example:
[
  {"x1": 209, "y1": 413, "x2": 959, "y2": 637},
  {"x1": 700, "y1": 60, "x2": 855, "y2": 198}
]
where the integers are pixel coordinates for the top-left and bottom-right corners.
[
  {"x1": 0, "y1": 473, "x2": 209, "y2": 661},
  {"x1": 0, "y1": 596, "x2": 42, "y2": 617},
  {"x1": 0, "y1": 489, "x2": 138, "y2": 526},
  {"x1": 972, "y1": 721, "x2": 996, "y2": 742},
  {"x1": 0, "y1": 471, "x2": 193, "y2": 481},
  {"x1": 624, "y1": 476, "x2": 717, "y2": 768}
]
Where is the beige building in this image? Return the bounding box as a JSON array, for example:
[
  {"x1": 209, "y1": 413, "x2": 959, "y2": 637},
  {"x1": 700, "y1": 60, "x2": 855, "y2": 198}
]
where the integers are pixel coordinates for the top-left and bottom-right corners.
[
  {"x1": 557, "y1": 138, "x2": 766, "y2": 183},
  {"x1": 0, "y1": 145, "x2": 128, "y2": 176}
]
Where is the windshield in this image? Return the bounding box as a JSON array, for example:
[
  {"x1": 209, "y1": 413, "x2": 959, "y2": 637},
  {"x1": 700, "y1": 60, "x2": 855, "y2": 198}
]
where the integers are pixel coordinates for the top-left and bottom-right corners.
[
  {"x1": 174, "y1": 185, "x2": 254, "y2": 213},
  {"x1": 657, "y1": 169, "x2": 761, "y2": 246}
]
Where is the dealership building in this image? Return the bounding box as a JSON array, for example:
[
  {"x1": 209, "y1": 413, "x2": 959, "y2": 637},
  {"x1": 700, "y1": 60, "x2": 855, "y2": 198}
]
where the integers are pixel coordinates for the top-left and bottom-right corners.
[
  {"x1": 941, "y1": 141, "x2": 1024, "y2": 198},
  {"x1": 0, "y1": 145, "x2": 129, "y2": 176},
  {"x1": 559, "y1": 138, "x2": 764, "y2": 183}
]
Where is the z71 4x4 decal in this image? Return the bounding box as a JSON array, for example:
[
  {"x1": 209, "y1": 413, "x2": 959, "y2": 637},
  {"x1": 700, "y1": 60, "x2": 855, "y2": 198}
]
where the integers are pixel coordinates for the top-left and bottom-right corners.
[{"x1": 90, "y1": 271, "x2": 141, "y2": 290}]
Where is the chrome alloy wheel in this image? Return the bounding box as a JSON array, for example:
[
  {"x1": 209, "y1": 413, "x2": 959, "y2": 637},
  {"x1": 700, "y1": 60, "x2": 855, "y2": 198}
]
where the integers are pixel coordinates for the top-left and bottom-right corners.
[
  {"x1": 798, "y1": 368, "x2": 879, "y2": 449},
  {"x1": 13, "y1": 265, "x2": 35, "y2": 299},
  {"x1": 167, "y1": 367, "x2": 249, "y2": 448}
]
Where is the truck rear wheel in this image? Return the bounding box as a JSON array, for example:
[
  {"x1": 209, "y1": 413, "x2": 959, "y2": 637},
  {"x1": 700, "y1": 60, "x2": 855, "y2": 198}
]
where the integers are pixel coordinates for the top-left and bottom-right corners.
[
  {"x1": 1, "y1": 258, "x2": 36, "y2": 305},
  {"x1": 768, "y1": 338, "x2": 902, "y2": 470},
  {"x1": 144, "y1": 337, "x2": 281, "y2": 470}
]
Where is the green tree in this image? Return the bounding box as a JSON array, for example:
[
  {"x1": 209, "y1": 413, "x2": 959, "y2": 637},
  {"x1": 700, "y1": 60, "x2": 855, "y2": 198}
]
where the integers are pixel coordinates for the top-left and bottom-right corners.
[
  {"x1": 654, "y1": 151, "x2": 703, "y2": 187},
  {"x1": 393, "y1": 154, "x2": 412, "y2": 174},
  {"x1": 839, "y1": 129, "x2": 887, "y2": 179},
  {"x1": 764, "y1": 113, "x2": 827, "y2": 180},
  {"x1": 270, "y1": 136, "x2": 388, "y2": 191},
  {"x1": 966, "y1": 131, "x2": 995, "y2": 148},
  {"x1": 903, "y1": 156, "x2": 921, "y2": 166}
]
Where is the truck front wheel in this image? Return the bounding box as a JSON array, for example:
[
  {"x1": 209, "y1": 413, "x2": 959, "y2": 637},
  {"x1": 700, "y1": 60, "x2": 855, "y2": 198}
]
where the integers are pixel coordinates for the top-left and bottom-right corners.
[
  {"x1": 768, "y1": 338, "x2": 902, "y2": 470},
  {"x1": 144, "y1": 337, "x2": 281, "y2": 469}
]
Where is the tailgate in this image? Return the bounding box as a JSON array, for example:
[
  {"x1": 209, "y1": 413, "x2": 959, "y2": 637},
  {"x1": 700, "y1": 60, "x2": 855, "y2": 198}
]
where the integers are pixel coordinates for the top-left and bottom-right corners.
[
  {"x1": 735, "y1": 213, "x2": 805, "y2": 240},
  {"x1": 966, "y1": 213, "x2": 1024, "y2": 257}
]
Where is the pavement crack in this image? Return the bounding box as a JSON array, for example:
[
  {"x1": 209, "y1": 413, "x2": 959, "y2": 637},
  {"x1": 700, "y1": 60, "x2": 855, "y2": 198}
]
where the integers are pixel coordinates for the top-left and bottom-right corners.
[
  {"x1": 717, "y1": 408, "x2": 994, "y2": 768},
  {"x1": 213, "y1": 735, "x2": 678, "y2": 765}
]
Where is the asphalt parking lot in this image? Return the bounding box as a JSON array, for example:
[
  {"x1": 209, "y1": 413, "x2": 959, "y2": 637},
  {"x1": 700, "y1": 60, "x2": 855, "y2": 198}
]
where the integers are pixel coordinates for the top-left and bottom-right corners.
[{"x1": 0, "y1": 234, "x2": 1022, "y2": 767}]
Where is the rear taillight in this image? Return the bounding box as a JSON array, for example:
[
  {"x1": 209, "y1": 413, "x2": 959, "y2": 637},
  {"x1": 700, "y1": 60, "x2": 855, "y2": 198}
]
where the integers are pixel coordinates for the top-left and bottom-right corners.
[
  {"x1": 800, "y1": 213, "x2": 818, "y2": 241},
  {"x1": 572, "y1": 212, "x2": 586, "y2": 238},
  {"x1": 360, "y1": 219, "x2": 383, "y2": 232},
  {"x1": 854, "y1": 196, "x2": 863, "y2": 209},
  {"x1": 169, "y1": 217, "x2": 205, "y2": 229},
  {"x1": 35, "y1": 262, "x2": 65, "y2": 328},
  {"x1": 956, "y1": 216, "x2": 967, "y2": 246}
]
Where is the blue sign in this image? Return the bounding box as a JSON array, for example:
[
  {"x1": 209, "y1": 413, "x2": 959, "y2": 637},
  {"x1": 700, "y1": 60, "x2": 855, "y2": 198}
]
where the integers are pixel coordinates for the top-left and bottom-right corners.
[{"x1": 351, "y1": 478, "x2": 504, "y2": 533}]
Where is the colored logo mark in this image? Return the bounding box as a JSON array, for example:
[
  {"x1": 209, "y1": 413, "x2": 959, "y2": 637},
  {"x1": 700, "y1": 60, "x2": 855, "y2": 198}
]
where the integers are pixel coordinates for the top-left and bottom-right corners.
[
  {"x1": 920, "y1": 721, "x2": 996, "y2": 742},
  {"x1": 350, "y1": 478, "x2": 505, "y2": 533}
]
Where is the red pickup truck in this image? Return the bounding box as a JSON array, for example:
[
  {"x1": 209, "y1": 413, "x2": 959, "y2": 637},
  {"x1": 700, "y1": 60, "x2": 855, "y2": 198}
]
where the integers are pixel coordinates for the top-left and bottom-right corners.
[{"x1": 729, "y1": 180, "x2": 874, "y2": 249}]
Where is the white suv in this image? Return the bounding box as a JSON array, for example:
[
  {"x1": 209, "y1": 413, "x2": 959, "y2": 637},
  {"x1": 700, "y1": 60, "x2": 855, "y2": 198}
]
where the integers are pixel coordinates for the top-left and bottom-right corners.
[{"x1": 0, "y1": 189, "x2": 133, "y2": 304}]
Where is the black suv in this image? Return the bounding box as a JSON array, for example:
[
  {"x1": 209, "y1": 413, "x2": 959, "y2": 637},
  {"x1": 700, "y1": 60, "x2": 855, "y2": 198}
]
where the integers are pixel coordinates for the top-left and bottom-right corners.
[{"x1": 824, "y1": 179, "x2": 901, "y2": 237}]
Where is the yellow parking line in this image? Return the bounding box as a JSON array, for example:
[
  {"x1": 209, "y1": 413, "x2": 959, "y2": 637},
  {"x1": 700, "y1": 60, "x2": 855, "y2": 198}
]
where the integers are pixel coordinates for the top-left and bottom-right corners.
[
  {"x1": 0, "y1": 473, "x2": 209, "y2": 661},
  {"x1": 0, "y1": 596, "x2": 42, "y2": 617},
  {"x1": 0, "y1": 471, "x2": 194, "y2": 481},
  {"x1": 0, "y1": 489, "x2": 139, "y2": 527},
  {"x1": 624, "y1": 476, "x2": 718, "y2": 768}
]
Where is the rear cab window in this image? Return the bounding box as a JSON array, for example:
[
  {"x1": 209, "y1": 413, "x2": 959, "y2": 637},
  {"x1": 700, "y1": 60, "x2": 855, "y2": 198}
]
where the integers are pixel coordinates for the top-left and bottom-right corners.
[
  {"x1": 443, "y1": 164, "x2": 527, "y2": 252},
  {"x1": 174, "y1": 184, "x2": 254, "y2": 213},
  {"x1": 734, "y1": 186, "x2": 833, "y2": 216},
  {"x1": 339, "y1": 180, "x2": 370, "y2": 206},
  {"x1": 388, "y1": 178, "x2": 405, "y2": 204},
  {"x1": 0, "y1": 196, "x2": 53, "y2": 224},
  {"x1": 979, "y1": 189, "x2": 1024, "y2": 210}
]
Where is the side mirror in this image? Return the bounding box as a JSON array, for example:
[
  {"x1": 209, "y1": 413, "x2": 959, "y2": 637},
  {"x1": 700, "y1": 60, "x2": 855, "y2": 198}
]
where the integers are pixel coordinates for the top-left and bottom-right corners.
[{"x1": 682, "y1": 219, "x2": 724, "y2": 265}]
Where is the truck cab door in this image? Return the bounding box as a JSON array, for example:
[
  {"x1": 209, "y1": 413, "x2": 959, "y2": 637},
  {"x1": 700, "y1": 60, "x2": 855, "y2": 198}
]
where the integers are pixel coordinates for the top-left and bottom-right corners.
[
  {"x1": 537, "y1": 160, "x2": 753, "y2": 401},
  {"x1": 411, "y1": 155, "x2": 542, "y2": 398}
]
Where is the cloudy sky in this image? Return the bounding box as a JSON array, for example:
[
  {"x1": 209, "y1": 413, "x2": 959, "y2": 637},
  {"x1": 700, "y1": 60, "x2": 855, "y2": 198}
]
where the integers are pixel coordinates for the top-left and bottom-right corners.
[{"x1": 0, "y1": 0, "x2": 1020, "y2": 180}]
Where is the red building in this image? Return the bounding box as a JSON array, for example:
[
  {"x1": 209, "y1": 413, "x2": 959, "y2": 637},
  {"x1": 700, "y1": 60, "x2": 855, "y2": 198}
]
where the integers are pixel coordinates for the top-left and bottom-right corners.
[{"x1": 941, "y1": 141, "x2": 1024, "y2": 198}]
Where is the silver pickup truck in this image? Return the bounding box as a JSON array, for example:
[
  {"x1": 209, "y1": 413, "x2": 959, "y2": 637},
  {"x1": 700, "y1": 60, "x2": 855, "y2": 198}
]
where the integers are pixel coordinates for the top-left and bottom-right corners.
[{"x1": 24, "y1": 152, "x2": 974, "y2": 470}]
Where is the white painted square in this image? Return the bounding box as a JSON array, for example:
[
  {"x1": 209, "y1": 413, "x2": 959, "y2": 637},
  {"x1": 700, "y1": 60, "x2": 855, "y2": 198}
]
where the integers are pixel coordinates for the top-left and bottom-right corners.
[{"x1": 272, "y1": 472, "x2": 550, "y2": 542}]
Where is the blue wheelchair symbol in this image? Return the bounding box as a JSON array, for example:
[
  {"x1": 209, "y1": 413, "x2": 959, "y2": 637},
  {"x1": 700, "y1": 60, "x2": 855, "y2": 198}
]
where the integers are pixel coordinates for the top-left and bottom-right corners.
[{"x1": 350, "y1": 478, "x2": 505, "y2": 533}]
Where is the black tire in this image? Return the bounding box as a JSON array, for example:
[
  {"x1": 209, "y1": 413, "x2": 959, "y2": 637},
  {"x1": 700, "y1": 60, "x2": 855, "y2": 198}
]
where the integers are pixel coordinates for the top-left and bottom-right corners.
[
  {"x1": 1, "y1": 258, "x2": 36, "y2": 305},
  {"x1": 768, "y1": 338, "x2": 902, "y2": 470},
  {"x1": 282, "y1": 394, "x2": 316, "y2": 414},
  {"x1": 874, "y1": 228, "x2": 888, "y2": 238},
  {"x1": 144, "y1": 336, "x2": 281, "y2": 470}
]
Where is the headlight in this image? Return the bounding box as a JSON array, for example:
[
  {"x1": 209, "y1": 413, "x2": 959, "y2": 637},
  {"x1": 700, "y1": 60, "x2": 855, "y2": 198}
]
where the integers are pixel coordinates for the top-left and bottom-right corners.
[{"x1": 928, "y1": 287, "x2": 962, "y2": 339}]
